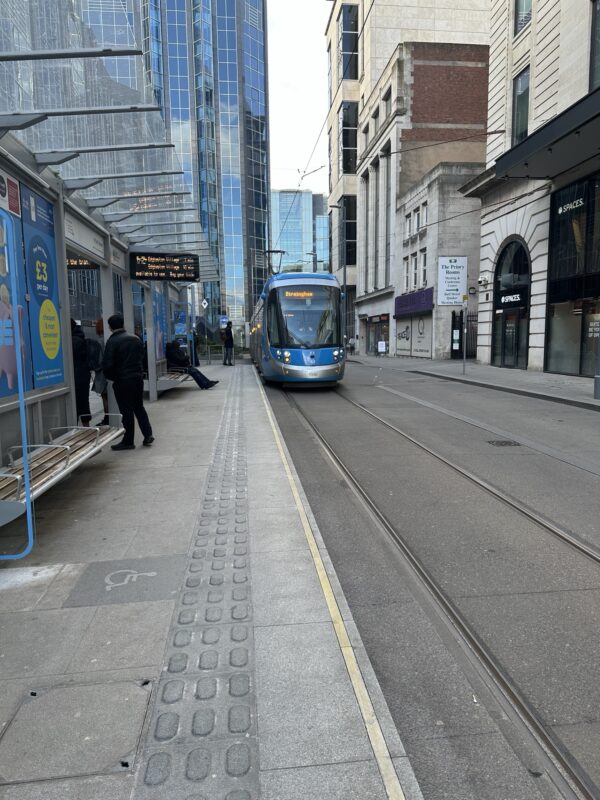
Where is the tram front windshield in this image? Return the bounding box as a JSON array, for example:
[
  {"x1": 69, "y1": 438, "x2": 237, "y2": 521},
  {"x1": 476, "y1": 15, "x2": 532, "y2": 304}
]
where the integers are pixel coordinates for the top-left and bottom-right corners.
[{"x1": 268, "y1": 286, "x2": 341, "y2": 348}]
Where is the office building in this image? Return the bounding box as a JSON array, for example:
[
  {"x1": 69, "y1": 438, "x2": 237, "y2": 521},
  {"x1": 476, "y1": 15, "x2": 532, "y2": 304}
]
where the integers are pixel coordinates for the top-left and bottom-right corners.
[
  {"x1": 270, "y1": 190, "x2": 330, "y2": 273},
  {"x1": 325, "y1": 0, "x2": 490, "y2": 351},
  {"x1": 464, "y1": 0, "x2": 600, "y2": 376}
]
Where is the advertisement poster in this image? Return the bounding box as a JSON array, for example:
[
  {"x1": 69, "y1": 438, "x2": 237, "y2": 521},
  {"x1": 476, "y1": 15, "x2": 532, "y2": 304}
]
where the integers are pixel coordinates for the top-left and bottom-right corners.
[
  {"x1": 0, "y1": 209, "x2": 34, "y2": 398},
  {"x1": 438, "y1": 256, "x2": 468, "y2": 305},
  {"x1": 21, "y1": 185, "x2": 64, "y2": 388},
  {"x1": 411, "y1": 314, "x2": 432, "y2": 357},
  {"x1": 152, "y1": 286, "x2": 168, "y2": 361},
  {"x1": 396, "y1": 321, "x2": 411, "y2": 355}
]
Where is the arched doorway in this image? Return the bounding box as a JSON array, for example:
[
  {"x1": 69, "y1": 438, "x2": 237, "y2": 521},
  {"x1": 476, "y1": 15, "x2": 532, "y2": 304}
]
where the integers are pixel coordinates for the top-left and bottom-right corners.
[{"x1": 491, "y1": 240, "x2": 530, "y2": 369}]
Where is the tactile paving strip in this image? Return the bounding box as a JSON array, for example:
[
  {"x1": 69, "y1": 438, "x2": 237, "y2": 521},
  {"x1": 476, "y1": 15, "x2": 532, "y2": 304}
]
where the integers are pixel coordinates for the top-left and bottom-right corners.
[{"x1": 133, "y1": 370, "x2": 258, "y2": 800}]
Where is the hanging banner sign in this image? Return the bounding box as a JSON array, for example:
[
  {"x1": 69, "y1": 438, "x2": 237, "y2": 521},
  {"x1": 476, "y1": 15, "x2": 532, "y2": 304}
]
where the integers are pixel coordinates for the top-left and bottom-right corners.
[
  {"x1": 21, "y1": 186, "x2": 64, "y2": 388},
  {"x1": 438, "y1": 256, "x2": 468, "y2": 305}
]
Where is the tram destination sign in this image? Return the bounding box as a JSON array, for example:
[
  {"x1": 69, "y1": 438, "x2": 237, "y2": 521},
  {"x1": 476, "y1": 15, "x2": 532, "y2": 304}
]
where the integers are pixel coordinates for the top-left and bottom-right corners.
[{"x1": 130, "y1": 252, "x2": 200, "y2": 281}]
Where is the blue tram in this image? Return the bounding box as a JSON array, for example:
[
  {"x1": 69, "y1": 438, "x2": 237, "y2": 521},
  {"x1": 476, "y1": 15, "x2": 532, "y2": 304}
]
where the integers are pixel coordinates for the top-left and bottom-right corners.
[{"x1": 249, "y1": 272, "x2": 345, "y2": 385}]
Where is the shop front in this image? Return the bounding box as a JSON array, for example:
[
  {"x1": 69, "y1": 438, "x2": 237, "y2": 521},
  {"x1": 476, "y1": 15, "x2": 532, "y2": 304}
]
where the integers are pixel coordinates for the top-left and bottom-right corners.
[
  {"x1": 394, "y1": 287, "x2": 434, "y2": 358},
  {"x1": 366, "y1": 313, "x2": 390, "y2": 355},
  {"x1": 545, "y1": 176, "x2": 600, "y2": 377},
  {"x1": 491, "y1": 239, "x2": 530, "y2": 369}
]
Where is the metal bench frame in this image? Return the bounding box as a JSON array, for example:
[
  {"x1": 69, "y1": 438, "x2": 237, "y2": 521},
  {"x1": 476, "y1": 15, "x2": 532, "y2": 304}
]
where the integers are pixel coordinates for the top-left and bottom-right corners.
[{"x1": 0, "y1": 417, "x2": 123, "y2": 505}]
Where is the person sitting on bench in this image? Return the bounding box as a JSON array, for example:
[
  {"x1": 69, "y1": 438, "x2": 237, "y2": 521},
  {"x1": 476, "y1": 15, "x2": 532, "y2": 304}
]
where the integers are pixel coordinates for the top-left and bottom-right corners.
[{"x1": 165, "y1": 341, "x2": 218, "y2": 390}]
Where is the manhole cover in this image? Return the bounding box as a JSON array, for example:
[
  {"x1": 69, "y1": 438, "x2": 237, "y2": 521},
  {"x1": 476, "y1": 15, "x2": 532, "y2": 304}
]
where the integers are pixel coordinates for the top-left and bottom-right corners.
[
  {"x1": 487, "y1": 440, "x2": 521, "y2": 447},
  {"x1": 0, "y1": 681, "x2": 151, "y2": 783}
]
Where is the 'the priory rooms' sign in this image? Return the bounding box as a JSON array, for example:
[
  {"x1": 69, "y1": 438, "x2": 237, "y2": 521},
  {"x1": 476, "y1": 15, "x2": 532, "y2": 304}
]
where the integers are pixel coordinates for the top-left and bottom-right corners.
[
  {"x1": 437, "y1": 256, "x2": 468, "y2": 305},
  {"x1": 130, "y1": 252, "x2": 200, "y2": 281}
]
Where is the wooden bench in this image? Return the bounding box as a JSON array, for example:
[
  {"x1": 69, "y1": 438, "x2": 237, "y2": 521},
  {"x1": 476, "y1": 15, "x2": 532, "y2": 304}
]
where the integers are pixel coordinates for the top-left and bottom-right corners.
[
  {"x1": 0, "y1": 420, "x2": 123, "y2": 505},
  {"x1": 143, "y1": 370, "x2": 192, "y2": 394}
]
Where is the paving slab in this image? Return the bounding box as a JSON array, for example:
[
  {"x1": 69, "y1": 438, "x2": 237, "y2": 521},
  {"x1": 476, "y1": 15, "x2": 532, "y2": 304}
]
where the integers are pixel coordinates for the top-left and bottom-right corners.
[
  {"x1": 0, "y1": 681, "x2": 150, "y2": 783},
  {"x1": 260, "y1": 760, "x2": 387, "y2": 800},
  {"x1": 0, "y1": 566, "x2": 63, "y2": 611},
  {"x1": 66, "y1": 600, "x2": 174, "y2": 673},
  {"x1": 0, "y1": 774, "x2": 134, "y2": 800},
  {"x1": 255, "y1": 621, "x2": 374, "y2": 770},
  {"x1": 0, "y1": 607, "x2": 95, "y2": 678},
  {"x1": 63, "y1": 555, "x2": 187, "y2": 607}
]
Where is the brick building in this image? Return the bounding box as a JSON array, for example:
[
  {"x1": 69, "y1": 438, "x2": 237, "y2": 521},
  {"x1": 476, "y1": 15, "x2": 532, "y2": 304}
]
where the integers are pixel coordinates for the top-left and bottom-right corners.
[{"x1": 353, "y1": 40, "x2": 490, "y2": 357}]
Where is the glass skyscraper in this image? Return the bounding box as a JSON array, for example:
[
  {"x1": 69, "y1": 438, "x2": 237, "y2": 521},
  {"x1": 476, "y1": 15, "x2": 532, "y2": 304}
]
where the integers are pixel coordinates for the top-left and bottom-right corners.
[
  {"x1": 0, "y1": 0, "x2": 269, "y2": 336},
  {"x1": 271, "y1": 190, "x2": 330, "y2": 273},
  {"x1": 153, "y1": 0, "x2": 270, "y2": 333}
]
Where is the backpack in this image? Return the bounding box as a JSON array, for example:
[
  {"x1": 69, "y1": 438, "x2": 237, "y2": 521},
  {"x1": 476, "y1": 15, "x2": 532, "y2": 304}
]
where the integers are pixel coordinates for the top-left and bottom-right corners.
[{"x1": 86, "y1": 338, "x2": 103, "y2": 371}]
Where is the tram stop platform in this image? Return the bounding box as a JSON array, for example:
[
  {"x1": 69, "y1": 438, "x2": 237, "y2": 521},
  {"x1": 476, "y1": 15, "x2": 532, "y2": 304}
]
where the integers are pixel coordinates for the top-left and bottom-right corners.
[{"x1": 0, "y1": 363, "x2": 422, "y2": 800}]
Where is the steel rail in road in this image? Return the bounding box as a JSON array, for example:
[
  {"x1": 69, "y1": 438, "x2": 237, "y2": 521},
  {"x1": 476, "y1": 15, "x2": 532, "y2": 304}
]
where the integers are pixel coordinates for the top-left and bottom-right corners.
[{"x1": 280, "y1": 386, "x2": 599, "y2": 800}]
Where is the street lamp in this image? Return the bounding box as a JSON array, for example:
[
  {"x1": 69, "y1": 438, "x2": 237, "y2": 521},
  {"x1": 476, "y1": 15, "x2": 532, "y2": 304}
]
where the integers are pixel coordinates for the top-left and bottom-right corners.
[
  {"x1": 306, "y1": 251, "x2": 317, "y2": 273},
  {"x1": 329, "y1": 203, "x2": 347, "y2": 344}
]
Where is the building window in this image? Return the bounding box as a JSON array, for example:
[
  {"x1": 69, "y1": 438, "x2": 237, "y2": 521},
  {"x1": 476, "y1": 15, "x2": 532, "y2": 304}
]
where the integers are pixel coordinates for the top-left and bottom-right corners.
[
  {"x1": 592, "y1": 0, "x2": 600, "y2": 90},
  {"x1": 515, "y1": 0, "x2": 532, "y2": 35},
  {"x1": 363, "y1": 174, "x2": 369, "y2": 290},
  {"x1": 328, "y1": 45, "x2": 332, "y2": 104},
  {"x1": 383, "y1": 88, "x2": 392, "y2": 118},
  {"x1": 373, "y1": 162, "x2": 380, "y2": 288},
  {"x1": 372, "y1": 109, "x2": 379, "y2": 135},
  {"x1": 384, "y1": 152, "x2": 391, "y2": 286},
  {"x1": 405, "y1": 213, "x2": 411, "y2": 239},
  {"x1": 68, "y1": 270, "x2": 76, "y2": 296},
  {"x1": 113, "y1": 272, "x2": 124, "y2": 314},
  {"x1": 338, "y1": 101, "x2": 358, "y2": 174},
  {"x1": 420, "y1": 249, "x2": 427, "y2": 286},
  {"x1": 340, "y1": 195, "x2": 357, "y2": 267},
  {"x1": 421, "y1": 201, "x2": 428, "y2": 227},
  {"x1": 403, "y1": 256, "x2": 409, "y2": 292},
  {"x1": 411, "y1": 252, "x2": 418, "y2": 289},
  {"x1": 415, "y1": 206, "x2": 421, "y2": 232},
  {"x1": 512, "y1": 67, "x2": 530, "y2": 145},
  {"x1": 363, "y1": 125, "x2": 369, "y2": 152},
  {"x1": 328, "y1": 129, "x2": 333, "y2": 192},
  {"x1": 337, "y1": 4, "x2": 358, "y2": 82}
]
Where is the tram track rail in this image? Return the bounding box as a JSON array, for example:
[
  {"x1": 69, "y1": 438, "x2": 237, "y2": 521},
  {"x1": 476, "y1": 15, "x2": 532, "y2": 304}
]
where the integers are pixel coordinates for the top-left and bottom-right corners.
[{"x1": 279, "y1": 385, "x2": 600, "y2": 800}]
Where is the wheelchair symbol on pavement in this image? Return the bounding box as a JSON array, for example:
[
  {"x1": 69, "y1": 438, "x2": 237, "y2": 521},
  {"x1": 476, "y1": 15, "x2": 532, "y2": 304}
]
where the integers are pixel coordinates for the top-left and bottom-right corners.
[{"x1": 104, "y1": 569, "x2": 158, "y2": 592}]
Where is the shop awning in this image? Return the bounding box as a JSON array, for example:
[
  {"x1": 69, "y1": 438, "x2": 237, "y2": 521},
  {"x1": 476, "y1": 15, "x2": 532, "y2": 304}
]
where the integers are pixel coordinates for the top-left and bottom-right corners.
[
  {"x1": 496, "y1": 87, "x2": 600, "y2": 180},
  {"x1": 394, "y1": 287, "x2": 434, "y2": 319}
]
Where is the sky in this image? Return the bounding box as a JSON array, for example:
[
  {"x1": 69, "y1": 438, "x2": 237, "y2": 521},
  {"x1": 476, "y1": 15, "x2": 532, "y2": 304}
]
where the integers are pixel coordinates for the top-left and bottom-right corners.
[{"x1": 266, "y1": 0, "x2": 331, "y2": 197}]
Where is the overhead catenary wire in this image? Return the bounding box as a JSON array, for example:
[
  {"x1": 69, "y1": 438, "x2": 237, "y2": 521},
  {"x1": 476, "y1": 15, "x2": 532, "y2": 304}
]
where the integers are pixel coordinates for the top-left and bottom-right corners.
[{"x1": 272, "y1": 0, "x2": 377, "y2": 250}]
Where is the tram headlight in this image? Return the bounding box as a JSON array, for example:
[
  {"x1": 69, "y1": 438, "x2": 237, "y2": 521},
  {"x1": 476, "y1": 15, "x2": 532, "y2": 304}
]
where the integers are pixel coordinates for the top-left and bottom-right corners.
[{"x1": 283, "y1": 350, "x2": 291, "y2": 363}]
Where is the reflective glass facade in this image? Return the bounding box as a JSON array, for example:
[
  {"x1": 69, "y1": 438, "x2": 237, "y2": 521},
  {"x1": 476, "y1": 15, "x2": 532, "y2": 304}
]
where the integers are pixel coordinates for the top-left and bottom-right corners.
[{"x1": 271, "y1": 192, "x2": 330, "y2": 273}]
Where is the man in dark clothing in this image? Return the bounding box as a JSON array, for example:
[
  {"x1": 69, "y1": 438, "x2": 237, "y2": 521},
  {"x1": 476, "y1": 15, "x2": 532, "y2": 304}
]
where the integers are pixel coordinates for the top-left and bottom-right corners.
[
  {"x1": 165, "y1": 342, "x2": 218, "y2": 390},
  {"x1": 102, "y1": 314, "x2": 154, "y2": 451},
  {"x1": 70, "y1": 319, "x2": 91, "y2": 426},
  {"x1": 223, "y1": 321, "x2": 234, "y2": 365}
]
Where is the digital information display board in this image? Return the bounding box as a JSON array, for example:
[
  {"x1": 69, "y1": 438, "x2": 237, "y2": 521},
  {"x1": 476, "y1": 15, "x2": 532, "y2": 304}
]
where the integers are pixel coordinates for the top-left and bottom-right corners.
[{"x1": 130, "y1": 252, "x2": 200, "y2": 281}]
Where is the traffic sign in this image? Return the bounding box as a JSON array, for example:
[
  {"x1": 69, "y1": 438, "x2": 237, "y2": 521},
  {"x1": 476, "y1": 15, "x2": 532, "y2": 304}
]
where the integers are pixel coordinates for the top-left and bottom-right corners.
[{"x1": 201, "y1": 299, "x2": 209, "y2": 310}]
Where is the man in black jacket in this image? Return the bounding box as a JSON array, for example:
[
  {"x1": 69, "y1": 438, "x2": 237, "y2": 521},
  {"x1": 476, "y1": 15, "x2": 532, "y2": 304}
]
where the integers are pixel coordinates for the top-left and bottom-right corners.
[
  {"x1": 165, "y1": 341, "x2": 218, "y2": 389},
  {"x1": 223, "y1": 321, "x2": 234, "y2": 365},
  {"x1": 102, "y1": 314, "x2": 154, "y2": 451}
]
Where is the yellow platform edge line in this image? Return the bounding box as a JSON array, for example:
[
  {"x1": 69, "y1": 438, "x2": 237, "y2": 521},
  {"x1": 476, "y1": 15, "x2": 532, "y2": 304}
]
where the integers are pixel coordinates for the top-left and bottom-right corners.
[{"x1": 256, "y1": 376, "x2": 407, "y2": 800}]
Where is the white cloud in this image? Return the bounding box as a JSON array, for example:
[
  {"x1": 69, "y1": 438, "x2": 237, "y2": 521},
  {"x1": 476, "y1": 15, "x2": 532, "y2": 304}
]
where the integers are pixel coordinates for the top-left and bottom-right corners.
[{"x1": 267, "y1": 0, "x2": 330, "y2": 196}]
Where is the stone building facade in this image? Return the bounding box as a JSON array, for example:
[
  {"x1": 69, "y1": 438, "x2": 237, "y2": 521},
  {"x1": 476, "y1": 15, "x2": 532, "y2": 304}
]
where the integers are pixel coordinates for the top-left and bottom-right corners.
[{"x1": 465, "y1": 0, "x2": 600, "y2": 376}]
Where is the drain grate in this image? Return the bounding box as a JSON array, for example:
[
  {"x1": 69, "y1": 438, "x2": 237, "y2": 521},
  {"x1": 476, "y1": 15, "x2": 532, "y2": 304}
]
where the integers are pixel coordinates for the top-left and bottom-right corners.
[{"x1": 488, "y1": 440, "x2": 521, "y2": 447}]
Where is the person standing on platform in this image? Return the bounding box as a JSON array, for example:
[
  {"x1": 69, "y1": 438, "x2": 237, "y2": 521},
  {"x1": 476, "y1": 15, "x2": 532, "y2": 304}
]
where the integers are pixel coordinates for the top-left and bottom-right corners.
[
  {"x1": 223, "y1": 320, "x2": 234, "y2": 366},
  {"x1": 70, "y1": 319, "x2": 91, "y2": 426},
  {"x1": 102, "y1": 313, "x2": 154, "y2": 451}
]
